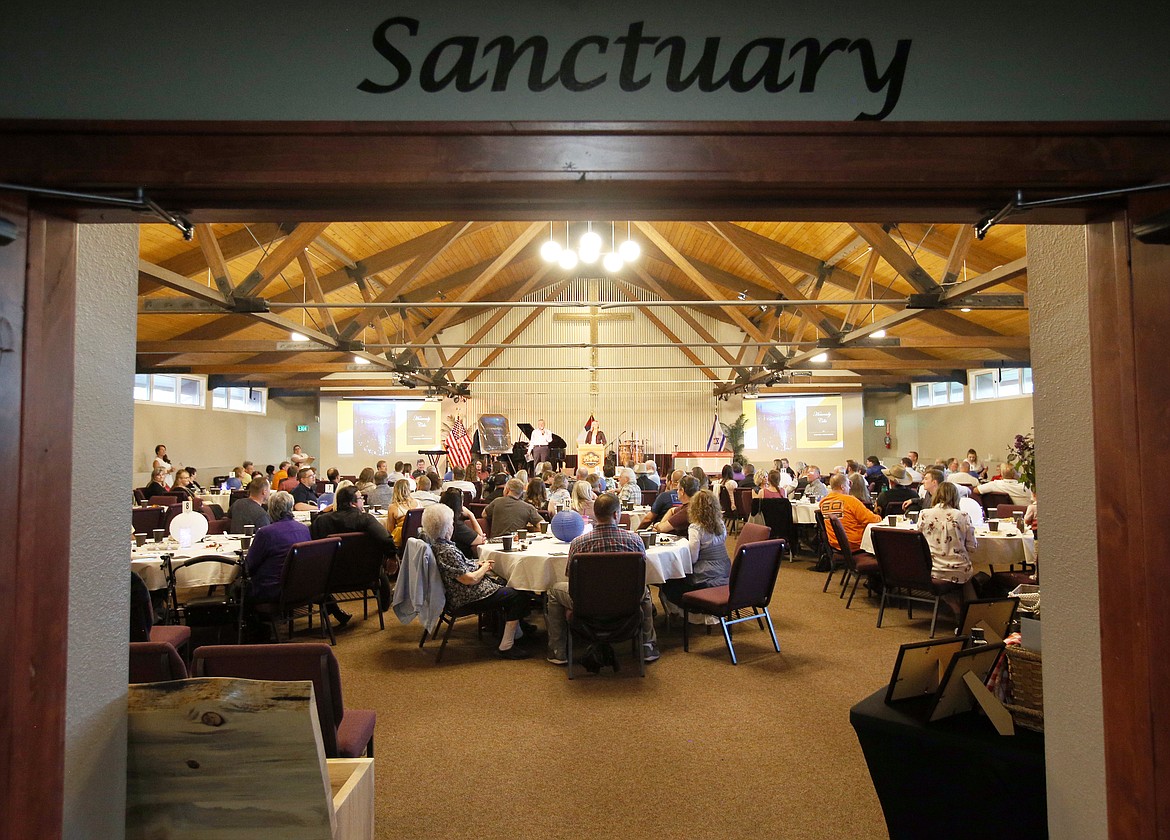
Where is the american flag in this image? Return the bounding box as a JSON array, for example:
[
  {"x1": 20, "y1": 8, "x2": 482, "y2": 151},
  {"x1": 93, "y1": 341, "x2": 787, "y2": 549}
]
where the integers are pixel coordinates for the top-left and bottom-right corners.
[{"x1": 445, "y1": 416, "x2": 473, "y2": 468}]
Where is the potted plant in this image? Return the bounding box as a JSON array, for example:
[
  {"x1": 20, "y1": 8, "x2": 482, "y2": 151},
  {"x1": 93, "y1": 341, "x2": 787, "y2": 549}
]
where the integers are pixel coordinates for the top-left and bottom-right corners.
[{"x1": 720, "y1": 414, "x2": 749, "y2": 464}]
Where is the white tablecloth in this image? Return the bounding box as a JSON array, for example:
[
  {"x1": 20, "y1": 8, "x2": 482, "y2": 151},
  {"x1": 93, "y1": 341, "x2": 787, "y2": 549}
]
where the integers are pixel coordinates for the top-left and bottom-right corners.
[
  {"x1": 197, "y1": 492, "x2": 232, "y2": 510},
  {"x1": 477, "y1": 534, "x2": 692, "y2": 592},
  {"x1": 131, "y1": 536, "x2": 243, "y2": 590},
  {"x1": 622, "y1": 506, "x2": 652, "y2": 532},
  {"x1": 792, "y1": 502, "x2": 819, "y2": 525},
  {"x1": 860, "y1": 521, "x2": 1036, "y2": 575}
]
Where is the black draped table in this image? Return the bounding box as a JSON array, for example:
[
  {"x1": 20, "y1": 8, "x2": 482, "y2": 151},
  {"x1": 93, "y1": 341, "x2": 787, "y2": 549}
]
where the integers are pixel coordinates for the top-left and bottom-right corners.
[{"x1": 850, "y1": 688, "x2": 1047, "y2": 839}]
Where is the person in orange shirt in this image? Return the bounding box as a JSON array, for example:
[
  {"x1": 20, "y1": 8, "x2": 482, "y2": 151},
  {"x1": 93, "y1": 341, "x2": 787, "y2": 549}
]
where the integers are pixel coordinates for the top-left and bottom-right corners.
[
  {"x1": 271, "y1": 460, "x2": 292, "y2": 487},
  {"x1": 819, "y1": 473, "x2": 881, "y2": 551}
]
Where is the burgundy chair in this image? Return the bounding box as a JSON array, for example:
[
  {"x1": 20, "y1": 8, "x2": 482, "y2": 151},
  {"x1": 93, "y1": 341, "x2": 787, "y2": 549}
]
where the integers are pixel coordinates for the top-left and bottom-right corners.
[
  {"x1": 827, "y1": 514, "x2": 879, "y2": 609},
  {"x1": 462, "y1": 490, "x2": 473, "y2": 507},
  {"x1": 251, "y1": 537, "x2": 341, "y2": 644},
  {"x1": 326, "y1": 532, "x2": 389, "y2": 628},
  {"x1": 566, "y1": 552, "x2": 647, "y2": 679},
  {"x1": 870, "y1": 527, "x2": 958, "y2": 638},
  {"x1": 737, "y1": 522, "x2": 772, "y2": 547},
  {"x1": 996, "y1": 504, "x2": 1029, "y2": 520},
  {"x1": 467, "y1": 501, "x2": 488, "y2": 518},
  {"x1": 133, "y1": 488, "x2": 148, "y2": 504},
  {"x1": 149, "y1": 495, "x2": 178, "y2": 507},
  {"x1": 148, "y1": 624, "x2": 192, "y2": 660},
  {"x1": 681, "y1": 539, "x2": 785, "y2": 665},
  {"x1": 129, "y1": 641, "x2": 188, "y2": 683},
  {"x1": 192, "y1": 643, "x2": 376, "y2": 758},
  {"x1": 229, "y1": 489, "x2": 249, "y2": 505},
  {"x1": 734, "y1": 488, "x2": 754, "y2": 528},
  {"x1": 979, "y1": 491, "x2": 1014, "y2": 515},
  {"x1": 132, "y1": 506, "x2": 165, "y2": 535},
  {"x1": 401, "y1": 507, "x2": 425, "y2": 544}
]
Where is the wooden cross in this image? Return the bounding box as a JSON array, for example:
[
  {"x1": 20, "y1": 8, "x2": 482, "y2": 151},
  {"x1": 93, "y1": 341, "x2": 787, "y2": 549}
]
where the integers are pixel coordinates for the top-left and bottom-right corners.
[{"x1": 553, "y1": 279, "x2": 633, "y2": 394}]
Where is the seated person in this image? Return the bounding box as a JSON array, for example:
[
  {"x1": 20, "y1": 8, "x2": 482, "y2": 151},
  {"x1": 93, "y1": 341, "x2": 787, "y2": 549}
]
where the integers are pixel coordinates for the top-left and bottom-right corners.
[
  {"x1": 864, "y1": 456, "x2": 887, "y2": 492},
  {"x1": 873, "y1": 464, "x2": 917, "y2": 514},
  {"x1": 271, "y1": 461, "x2": 292, "y2": 488},
  {"x1": 290, "y1": 467, "x2": 320, "y2": 510},
  {"x1": 244, "y1": 491, "x2": 310, "y2": 603},
  {"x1": 901, "y1": 468, "x2": 944, "y2": 513},
  {"x1": 569, "y1": 480, "x2": 595, "y2": 520},
  {"x1": 384, "y1": 479, "x2": 417, "y2": 545},
  {"x1": 654, "y1": 475, "x2": 701, "y2": 536},
  {"x1": 423, "y1": 504, "x2": 533, "y2": 659},
  {"x1": 977, "y1": 464, "x2": 1032, "y2": 505},
  {"x1": 659, "y1": 489, "x2": 732, "y2": 610},
  {"x1": 947, "y1": 460, "x2": 980, "y2": 488},
  {"x1": 482, "y1": 460, "x2": 513, "y2": 501},
  {"x1": 754, "y1": 469, "x2": 787, "y2": 499},
  {"x1": 169, "y1": 469, "x2": 195, "y2": 502},
  {"x1": 185, "y1": 467, "x2": 205, "y2": 493},
  {"x1": 819, "y1": 473, "x2": 881, "y2": 552},
  {"x1": 354, "y1": 467, "x2": 377, "y2": 496},
  {"x1": 641, "y1": 470, "x2": 682, "y2": 528},
  {"x1": 366, "y1": 471, "x2": 394, "y2": 507},
  {"x1": 484, "y1": 478, "x2": 544, "y2": 538},
  {"x1": 547, "y1": 474, "x2": 571, "y2": 513},
  {"x1": 228, "y1": 477, "x2": 272, "y2": 533},
  {"x1": 412, "y1": 475, "x2": 442, "y2": 507},
  {"x1": 440, "y1": 487, "x2": 487, "y2": 558},
  {"x1": 689, "y1": 466, "x2": 710, "y2": 490},
  {"x1": 544, "y1": 493, "x2": 660, "y2": 666},
  {"x1": 143, "y1": 468, "x2": 170, "y2": 500},
  {"x1": 917, "y1": 482, "x2": 979, "y2": 609},
  {"x1": 310, "y1": 485, "x2": 396, "y2": 617},
  {"x1": 445, "y1": 466, "x2": 478, "y2": 499},
  {"x1": 639, "y1": 460, "x2": 661, "y2": 491},
  {"x1": 524, "y1": 477, "x2": 548, "y2": 510},
  {"x1": 224, "y1": 466, "x2": 247, "y2": 491},
  {"x1": 601, "y1": 463, "x2": 618, "y2": 493},
  {"x1": 801, "y1": 466, "x2": 828, "y2": 502},
  {"x1": 616, "y1": 468, "x2": 642, "y2": 506}
]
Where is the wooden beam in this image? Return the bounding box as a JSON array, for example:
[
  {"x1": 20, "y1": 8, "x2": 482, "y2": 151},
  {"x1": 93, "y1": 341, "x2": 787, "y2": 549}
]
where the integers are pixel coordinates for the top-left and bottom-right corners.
[
  {"x1": 137, "y1": 259, "x2": 229, "y2": 306},
  {"x1": 337, "y1": 221, "x2": 472, "y2": 340},
  {"x1": 295, "y1": 251, "x2": 337, "y2": 337},
  {"x1": 442, "y1": 267, "x2": 560, "y2": 372},
  {"x1": 633, "y1": 222, "x2": 770, "y2": 344},
  {"x1": 137, "y1": 340, "x2": 335, "y2": 354},
  {"x1": 939, "y1": 256, "x2": 1029, "y2": 302},
  {"x1": 194, "y1": 224, "x2": 236, "y2": 298},
  {"x1": 463, "y1": 279, "x2": 566, "y2": 384},
  {"x1": 850, "y1": 223, "x2": 940, "y2": 293},
  {"x1": 942, "y1": 223, "x2": 977, "y2": 286},
  {"x1": 841, "y1": 248, "x2": 881, "y2": 331},
  {"x1": 613, "y1": 285, "x2": 719, "y2": 381},
  {"x1": 412, "y1": 222, "x2": 545, "y2": 346},
  {"x1": 708, "y1": 221, "x2": 839, "y2": 336},
  {"x1": 234, "y1": 222, "x2": 330, "y2": 297}
]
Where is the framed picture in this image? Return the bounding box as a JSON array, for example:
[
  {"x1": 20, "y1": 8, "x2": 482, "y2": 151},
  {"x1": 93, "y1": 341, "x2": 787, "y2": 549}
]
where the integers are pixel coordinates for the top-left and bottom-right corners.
[
  {"x1": 885, "y1": 637, "x2": 967, "y2": 704},
  {"x1": 928, "y1": 642, "x2": 1006, "y2": 722},
  {"x1": 958, "y1": 597, "x2": 1020, "y2": 643}
]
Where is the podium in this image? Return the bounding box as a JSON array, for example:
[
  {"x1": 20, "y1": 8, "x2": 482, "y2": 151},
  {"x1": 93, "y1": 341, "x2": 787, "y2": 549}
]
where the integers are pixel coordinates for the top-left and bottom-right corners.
[{"x1": 577, "y1": 444, "x2": 605, "y2": 474}]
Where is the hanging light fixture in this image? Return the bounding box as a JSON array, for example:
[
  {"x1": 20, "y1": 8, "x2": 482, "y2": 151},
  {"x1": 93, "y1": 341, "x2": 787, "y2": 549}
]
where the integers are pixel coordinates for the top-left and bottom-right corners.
[
  {"x1": 811, "y1": 352, "x2": 829, "y2": 363},
  {"x1": 558, "y1": 222, "x2": 578, "y2": 269},
  {"x1": 602, "y1": 222, "x2": 623, "y2": 272},
  {"x1": 579, "y1": 221, "x2": 602, "y2": 261},
  {"x1": 353, "y1": 355, "x2": 371, "y2": 365},
  {"x1": 618, "y1": 220, "x2": 640, "y2": 262},
  {"x1": 290, "y1": 332, "x2": 310, "y2": 342},
  {"x1": 539, "y1": 221, "x2": 562, "y2": 262},
  {"x1": 871, "y1": 329, "x2": 887, "y2": 339}
]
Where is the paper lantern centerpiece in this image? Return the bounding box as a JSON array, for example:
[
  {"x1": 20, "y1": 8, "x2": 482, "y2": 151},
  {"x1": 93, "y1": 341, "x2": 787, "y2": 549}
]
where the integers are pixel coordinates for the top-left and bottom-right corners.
[{"x1": 550, "y1": 510, "x2": 586, "y2": 543}]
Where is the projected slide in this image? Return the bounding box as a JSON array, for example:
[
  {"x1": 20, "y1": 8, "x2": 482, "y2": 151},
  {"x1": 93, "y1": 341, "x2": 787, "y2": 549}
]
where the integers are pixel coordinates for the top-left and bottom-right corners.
[
  {"x1": 336, "y1": 399, "x2": 441, "y2": 456},
  {"x1": 744, "y1": 395, "x2": 844, "y2": 451}
]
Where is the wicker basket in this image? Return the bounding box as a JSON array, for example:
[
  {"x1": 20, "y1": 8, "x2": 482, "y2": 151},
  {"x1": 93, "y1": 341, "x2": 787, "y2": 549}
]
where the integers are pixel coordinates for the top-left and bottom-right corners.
[{"x1": 1004, "y1": 645, "x2": 1044, "y2": 732}]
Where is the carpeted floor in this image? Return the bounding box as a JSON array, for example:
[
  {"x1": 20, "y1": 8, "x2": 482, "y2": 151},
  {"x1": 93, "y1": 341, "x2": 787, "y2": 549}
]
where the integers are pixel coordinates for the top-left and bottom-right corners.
[{"x1": 323, "y1": 541, "x2": 943, "y2": 840}]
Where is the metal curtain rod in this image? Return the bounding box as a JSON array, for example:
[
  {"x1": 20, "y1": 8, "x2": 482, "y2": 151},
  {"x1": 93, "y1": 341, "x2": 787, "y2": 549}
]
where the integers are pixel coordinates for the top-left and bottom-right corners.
[
  {"x1": 0, "y1": 183, "x2": 195, "y2": 239},
  {"x1": 265, "y1": 298, "x2": 902, "y2": 310},
  {"x1": 974, "y1": 181, "x2": 1170, "y2": 240}
]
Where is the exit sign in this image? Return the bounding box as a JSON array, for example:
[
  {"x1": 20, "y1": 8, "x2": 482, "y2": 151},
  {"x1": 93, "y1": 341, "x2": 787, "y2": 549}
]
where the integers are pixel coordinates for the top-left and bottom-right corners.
[
  {"x1": 873, "y1": 419, "x2": 887, "y2": 427},
  {"x1": 297, "y1": 424, "x2": 309, "y2": 432}
]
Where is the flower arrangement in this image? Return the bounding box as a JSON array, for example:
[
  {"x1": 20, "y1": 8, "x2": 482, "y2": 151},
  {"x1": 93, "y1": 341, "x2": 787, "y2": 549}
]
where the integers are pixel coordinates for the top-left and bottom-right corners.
[{"x1": 1008, "y1": 430, "x2": 1036, "y2": 490}]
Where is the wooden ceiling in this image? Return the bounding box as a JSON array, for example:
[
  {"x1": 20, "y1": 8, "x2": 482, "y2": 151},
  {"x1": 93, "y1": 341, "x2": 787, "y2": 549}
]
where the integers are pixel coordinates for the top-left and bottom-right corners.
[{"x1": 136, "y1": 218, "x2": 1028, "y2": 397}]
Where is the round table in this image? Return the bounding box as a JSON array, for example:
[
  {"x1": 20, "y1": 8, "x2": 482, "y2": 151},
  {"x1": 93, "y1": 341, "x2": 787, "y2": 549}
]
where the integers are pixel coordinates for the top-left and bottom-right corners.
[
  {"x1": 476, "y1": 533, "x2": 692, "y2": 593},
  {"x1": 860, "y1": 520, "x2": 1036, "y2": 576},
  {"x1": 622, "y1": 505, "x2": 653, "y2": 532},
  {"x1": 131, "y1": 536, "x2": 243, "y2": 590}
]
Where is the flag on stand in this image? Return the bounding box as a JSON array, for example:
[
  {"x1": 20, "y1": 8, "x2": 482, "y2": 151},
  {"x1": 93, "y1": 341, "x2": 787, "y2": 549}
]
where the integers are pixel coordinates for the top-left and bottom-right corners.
[
  {"x1": 445, "y1": 416, "x2": 473, "y2": 467},
  {"x1": 706, "y1": 413, "x2": 727, "y2": 452}
]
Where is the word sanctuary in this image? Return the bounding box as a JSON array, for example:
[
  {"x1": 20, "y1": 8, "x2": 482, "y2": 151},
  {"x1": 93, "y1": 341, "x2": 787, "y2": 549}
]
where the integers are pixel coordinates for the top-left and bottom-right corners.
[{"x1": 358, "y1": 19, "x2": 913, "y2": 121}]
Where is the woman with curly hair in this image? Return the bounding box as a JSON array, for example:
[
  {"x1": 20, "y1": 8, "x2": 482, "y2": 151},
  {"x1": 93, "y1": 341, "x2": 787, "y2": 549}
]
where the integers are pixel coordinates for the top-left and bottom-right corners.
[
  {"x1": 659, "y1": 488, "x2": 731, "y2": 608},
  {"x1": 384, "y1": 478, "x2": 416, "y2": 545}
]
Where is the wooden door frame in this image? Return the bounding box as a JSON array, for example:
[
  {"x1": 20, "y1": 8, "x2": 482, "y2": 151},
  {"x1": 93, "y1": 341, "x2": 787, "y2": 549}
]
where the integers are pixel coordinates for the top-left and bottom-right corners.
[{"x1": 3, "y1": 119, "x2": 1169, "y2": 838}]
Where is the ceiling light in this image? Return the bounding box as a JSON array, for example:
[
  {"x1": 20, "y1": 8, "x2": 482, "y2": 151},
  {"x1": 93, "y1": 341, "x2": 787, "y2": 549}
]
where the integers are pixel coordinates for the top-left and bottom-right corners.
[
  {"x1": 353, "y1": 355, "x2": 371, "y2": 365},
  {"x1": 618, "y1": 220, "x2": 640, "y2": 262},
  {"x1": 811, "y1": 352, "x2": 829, "y2": 363},
  {"x1": 578, "y1": 246, "x2": 599, "y2": 265},
  {"x1": 540, "y1": 222, "x2": 562, "y2": 262},
  {"x1": 602, "y1": 251, "x2": 623, "y2": 272},
  {"x1": 737, "y1": 290, "x2": 747, "y2": 300},
  {"x1": 580, "y1": 223, "x2": 602, "y2": 255},
  {"x1": 871, "y1": 329, "x2": 886, "y2": 339},
  {"x1": 558, "y1": 249, "x2": 579, "y2": 270},
  {"x1": 960, "y1": 307, "x2": 972, "y2": 313},
  {"x1": 290, "y1": 332, "x2": 310, "y2": 342}
]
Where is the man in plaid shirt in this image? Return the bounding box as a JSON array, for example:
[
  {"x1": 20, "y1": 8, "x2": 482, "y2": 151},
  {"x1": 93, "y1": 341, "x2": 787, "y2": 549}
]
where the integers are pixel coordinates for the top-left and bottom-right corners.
[{"x1": 544, "y1": 493, "x2": 661, "y2": 666}]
